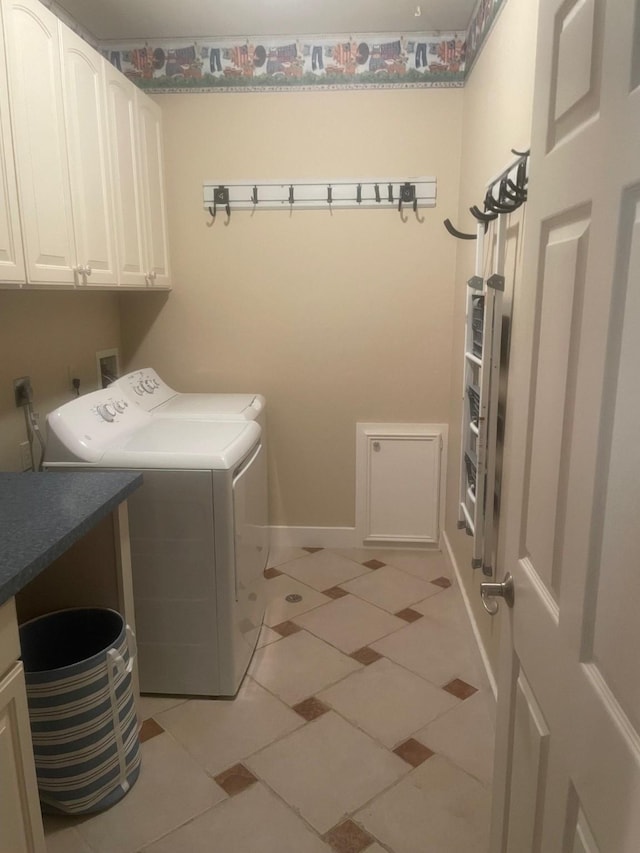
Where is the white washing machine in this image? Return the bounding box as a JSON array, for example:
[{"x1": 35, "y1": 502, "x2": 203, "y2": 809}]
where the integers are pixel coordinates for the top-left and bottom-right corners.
[
  {"x1": 44, "y1": 387, "x2": 268, "y2": 697},
  {"x1": 112, "y1": 368, "x2": 266, "y2": 428}
]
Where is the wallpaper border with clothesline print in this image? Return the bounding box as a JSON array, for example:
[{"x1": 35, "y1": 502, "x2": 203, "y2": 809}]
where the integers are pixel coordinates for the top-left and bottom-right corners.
[{"x1": 100, "y1": 33, "x2": 466, "y2": 92}]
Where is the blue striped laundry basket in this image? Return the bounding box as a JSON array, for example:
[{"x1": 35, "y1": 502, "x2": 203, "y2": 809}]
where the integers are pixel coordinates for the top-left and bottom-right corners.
[{"x1": 19, "y1": 608, "x2": 141, "y2": 815}]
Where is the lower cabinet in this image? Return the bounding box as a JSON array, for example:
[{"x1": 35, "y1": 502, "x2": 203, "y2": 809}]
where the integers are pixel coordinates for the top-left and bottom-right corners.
[{"x1": 0, "y1": 600, "x2": 45, "y2": 853}]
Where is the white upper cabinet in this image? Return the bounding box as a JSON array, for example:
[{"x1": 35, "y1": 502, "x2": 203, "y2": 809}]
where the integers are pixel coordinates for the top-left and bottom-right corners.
[
  {"x1": 0, "y1": 3, "x2": 24, "y2": 284},
  {"x1": 104, "y1": 62, "x2": 148, "y2": 288},
  {"x1": 3, "y1": 0, "x2": 76, "y2": 285},
  {"x1": 137, "y1": 93, "x2": 171, "y2": 288},
  {"x1": 0, "y1": 0, "x2": 170, "y2": 289},
  {"x1": 60, "y1": 25, "x2": 117, "y2": 287}
]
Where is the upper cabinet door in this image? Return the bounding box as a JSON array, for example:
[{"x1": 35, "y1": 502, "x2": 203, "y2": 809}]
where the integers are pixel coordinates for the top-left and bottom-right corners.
[
  {"x1": 104, "y1": 62, "x2": 147, "y2": 288},
  {"x1": 137, "y1": 93, "x2": 171, "y2": 289},
  {"x1": 0, "y1": 3, "x2": 24, "y2": 284},
  {"x1": 60, "y1": 26, "x2": 116, "y2": 287},
  {"x1": 3, "y1": 0, "x2": 76, "y2": 285}
]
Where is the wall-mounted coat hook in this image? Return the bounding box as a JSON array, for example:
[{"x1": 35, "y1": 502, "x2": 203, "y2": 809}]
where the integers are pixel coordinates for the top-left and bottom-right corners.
[
  {"x1": 443, "y1": 219, "x2": 477, "y2": 240},
  {"x1": 252, "y1": 186, "x2": 259, "y2": 204},
  {"x1": 289, "y1": 185, "x2": 295, "y2": 205},
  {"x1": 213, "y1": 185, "x2": 231, "y2": 218},
  {"x1": 356, "y1": 184, "x2": 362, "y2": 204},
  {"x1": 327, "y1": 185, "x2": 333, "y2": 204},
  {"x1": 388, "y1": 184, "x2": 394, "y2": 203},
  {"x1": 374, "y1": 184, "x2": 381, "y2": 203},
  {"x1": 470, "y1": 205, "x2": 497, "y2": 223}
]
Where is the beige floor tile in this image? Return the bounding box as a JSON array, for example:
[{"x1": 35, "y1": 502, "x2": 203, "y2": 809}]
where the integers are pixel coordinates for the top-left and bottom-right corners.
[
  {"x1": 256, "y1": 624, "x2": 282, "y2": 649},
  {"x1": 44, "y1": 824, "x2": 93, "y2": 853},
  {"x1": 280, "y1": 549, "x2": 371, "y2": 590},
  {"x1": 249, "y1": 630, "x2": 361, "y2": 705},
  {"x1": 264, "y1": 575, "x2": 330, "y2": 627},
  {"x1": 356, "y1": 754, "x2": 491, "y2": 853},
  {"x1": 342, "y1": 565, "x2": 440, "y2": 613},
  {"x1": 267, "y1": 545, "x2": 309, "y2": 568},
  {"x1": 318, "y1": 658, "x2": 459, "y2": 748},
  {"x1": 334, "y1": 548, "x2": 386, "y2": 565},
  {"x1": 137, "y1": 694, "x2": 187, "y2": 721},
  {"x1": 371, "y1": 615, "x2": 484, "y2": 687},
  {"x1": 143, "y1": 783, "x2": 331, "y2": 853},
  {"x1": 295, "y1": 595, "x2": 406, "y2": 654},
  {"x1": 71, "y1": 733, "x2": 225, "y2": 853},
  {"x1": 413, "y1": 585, "x2": 468, "y2": 629},
  {"x1": 416, "y1": 690, "x2": 496, "y2": 785},
  {"x1": 156, "y1": 677, "x2": 303, "y2": 776},
  {"x1": 371, "y1": 549, "x2": 451, "y2": 581},
  {"x1": 247, "y1": 711, "x2": 407, "y2": 834}
]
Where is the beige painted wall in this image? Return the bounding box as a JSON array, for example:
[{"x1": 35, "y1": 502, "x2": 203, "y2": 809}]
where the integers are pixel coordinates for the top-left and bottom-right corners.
[
  {"x1": 444, "y1": 0, "x2": 539, "y2": 676},
  {"x1": 0, "y1": 291, "x2": 122, "y2": 471},
  {"x1": 119, "y1": 88, "x2": 464, "y2": 528}
]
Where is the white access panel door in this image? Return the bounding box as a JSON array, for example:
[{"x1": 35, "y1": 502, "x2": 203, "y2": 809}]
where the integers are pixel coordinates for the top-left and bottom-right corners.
[
  {"x1": 136, "y1": 92, "x2": 171, "y2": 289},
  {"x1": 0, "y1": 2, "x2": 24, "y2": 284},
  {"x1": 357, "y1": 424, "x2": 445, "y2": 546},
  {"x1": 490, "y1": 0, "x2": 640, "y2": 851},
  {"x1": 60, "y1": 26, "x2": 116, "y2": 287},
  {"x1": 104, "y1": 63, "x2": 146, "y2": 288},
  {"x1": 3, "y1": 0, "x2": 75, "y2": 285}
]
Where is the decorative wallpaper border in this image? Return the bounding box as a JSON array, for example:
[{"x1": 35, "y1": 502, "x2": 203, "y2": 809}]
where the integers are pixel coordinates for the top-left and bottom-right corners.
[
  {"x1": 464, "y1": 0, "x2": 507, "y2": 75},
  {"x1": 100, "y1": 33, "x2": 466, "y2": 92}
]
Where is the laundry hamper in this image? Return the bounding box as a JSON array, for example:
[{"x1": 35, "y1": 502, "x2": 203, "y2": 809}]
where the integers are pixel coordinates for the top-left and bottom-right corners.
[{"x1": 19, "y1": 608, "x2": 141, "y2": 815}]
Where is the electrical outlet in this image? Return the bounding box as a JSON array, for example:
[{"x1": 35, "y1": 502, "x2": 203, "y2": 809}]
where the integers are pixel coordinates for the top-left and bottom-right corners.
[
  {"x1": 19, "y1": 441, "x2": 32, "y2": 471},
  {"x1": 13, "y1": 376, "x2": 32, "y2": 407}
]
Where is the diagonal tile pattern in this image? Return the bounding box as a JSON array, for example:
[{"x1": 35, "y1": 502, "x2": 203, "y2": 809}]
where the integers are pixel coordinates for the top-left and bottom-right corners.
[{"x1": 43, "y1": 547, "x2": 494, "y2": 853}]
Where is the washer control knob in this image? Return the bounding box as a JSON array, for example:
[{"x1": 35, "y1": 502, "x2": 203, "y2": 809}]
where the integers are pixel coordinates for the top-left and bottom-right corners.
[
  {"x1": 142, "y1": 379, "x2": 155, "y2": 393},
  {"x1": 134, "y1": 384, "x2": 144, "y2": 396},
  {"x1": 96, "y1": 404, "x2": 115, "y2": 422},
  {"x1": 152, "y1": 379, "x2": 160, "y2": 388},
  {"x1": 113, "y1": 400, "x2": 126, "y2": 413}
]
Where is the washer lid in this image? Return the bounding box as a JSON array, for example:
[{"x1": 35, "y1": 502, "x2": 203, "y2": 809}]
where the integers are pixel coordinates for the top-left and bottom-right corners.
[
  {"x1": 101, "y1": 419, "x2": 260, "y2": 470},
  {"x1": 156, "y1": 393, "x2": 265, "y2": 420}
]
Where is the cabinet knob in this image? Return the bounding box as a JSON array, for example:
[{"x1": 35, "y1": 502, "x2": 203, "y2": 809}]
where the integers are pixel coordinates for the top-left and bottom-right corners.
[{"x1": 373, "y1": 441, "x2": 381, "y2": 452}]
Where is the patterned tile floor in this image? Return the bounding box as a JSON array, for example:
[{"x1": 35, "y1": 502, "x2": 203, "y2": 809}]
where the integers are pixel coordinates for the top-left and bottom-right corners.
[{"x1": 43, "y1": 547, "x2": 495, "y2": 853}]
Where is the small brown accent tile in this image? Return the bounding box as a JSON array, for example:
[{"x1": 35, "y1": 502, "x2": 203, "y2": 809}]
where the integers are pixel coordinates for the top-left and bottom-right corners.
[
  {"x1": 362, "y1": 559, "x2": 386, "y2": 570},
  {"x1": 349, "y1": 646, "x2": 383, "y2": 666},
  {"x1": 324, "y1": 819, "x2": 376, "y2": 853},
  {"x1": 395, "y1": 607, "x2": 423, "y2": 623},
  {"x1": 323, "y1": 585, "x2": 349, "y2": 599},
  {"x1": 431, "y1": 576, "x2": 452, "y2": 588},
  {"x1": 214, "y1": 763, "x2": 258, "y2": 797},
  {"x1": 393, "y1": 737, "x2": 434, "y2": 768},
  {"x1": 264, "y1": 567, "x2": 283, "y2": 578},
  {"x1": 139, "y1": 718, "x2": 164, "y2": 743},
  {"x1": 292, "y1": 696, "x2": 331, "y2": 722},
  {"x1": 303, "y1": 547, "x2": 324, "y2": 553},
  {"x1": 443, "y1": 678, "x2": 478, "y2": 700},
  {"x1": 272, "y1": 620, "x2": 302, "y2": 637}
]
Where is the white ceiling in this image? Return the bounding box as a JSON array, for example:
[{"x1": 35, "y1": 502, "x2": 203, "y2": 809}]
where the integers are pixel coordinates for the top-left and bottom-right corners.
[{"x1": 55, "y1": 0, "x2": 478, "y2": 42}]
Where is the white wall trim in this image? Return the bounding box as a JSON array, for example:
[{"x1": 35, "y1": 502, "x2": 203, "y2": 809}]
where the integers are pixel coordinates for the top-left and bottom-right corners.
[
  {"x1": 442, "y1": 529, "x2": 498, "y2": 698},
  {"x1": 269, "y1": 526, "x2": 358, "y2": 549}
]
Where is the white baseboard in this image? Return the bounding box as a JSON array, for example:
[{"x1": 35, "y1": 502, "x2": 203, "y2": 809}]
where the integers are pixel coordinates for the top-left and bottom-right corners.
[
  {"x1": 442, "y1": 530, "x2": 498, "y2": 698},
  {"x1": 269, "y1": 526, "x2": 358, "y2": 549}
]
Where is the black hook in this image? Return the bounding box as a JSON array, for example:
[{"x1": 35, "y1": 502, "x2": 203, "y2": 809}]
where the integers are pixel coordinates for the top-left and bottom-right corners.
[
  {"x1": 356, "y1": 184, "x2": 362, "y2": 204},
  {"x1": 252, "y1": 186, "x2": 259, "y2": 204},
  {"x1": 470, "y1": 205, "x2": 498, "y2": 223},
  {"x1": 443, "y1": 219, "x2": 477, "y2": 240},
  {"x1": 208, "y1": 205, "x2": 215, "y2": 219},
  {"x1": 213, "y1": 186, "x2": 230, "y2": 219},
  {"x1": 374, "y1": 184, "x2": 381, "y2": 203},
  {"x1": 511, "y1": 148, "x2": 530, "y2": 158},
  {"x1": 388, "y1": 183, "x2": 394, "y2": 203},
  {"x1": 327, "y1": 185, "x2": 333, "y2": 204},
  {"x1": 289, "y1": 185, "x2": 295, "y2": 205}
]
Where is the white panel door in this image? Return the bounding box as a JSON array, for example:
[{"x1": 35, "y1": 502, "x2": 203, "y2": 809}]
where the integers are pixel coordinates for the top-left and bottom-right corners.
[
  {"x1": 104, "y1": 62, "x2": 146, "y2": 288},
  {"x1": 0, "y1": 663, "x2": 46, "y2": 853},
  {"x1": 60, "y1": 26, "x2": 116, "y2": 287},
  {"x1": 490, "y1": 0, "x2": 640, "y2": 851},
  {"x1": 136, "y1": 92, "x2": 171, "y2": 288},
  {"x1": 0, "y1": 1, "x2": 24, "y2": 284},
  {"x1": 3, "y1": 0, "x2": 75, "y2": 285}
]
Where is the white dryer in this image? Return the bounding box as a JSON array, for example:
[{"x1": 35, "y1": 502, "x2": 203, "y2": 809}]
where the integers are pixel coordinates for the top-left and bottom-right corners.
[
  {"x1": 44, "y1": 388, "x2": 268, "y2": 697},
  {"x1": 113, "y1": 368, "x2": 266, "y2": 428}
]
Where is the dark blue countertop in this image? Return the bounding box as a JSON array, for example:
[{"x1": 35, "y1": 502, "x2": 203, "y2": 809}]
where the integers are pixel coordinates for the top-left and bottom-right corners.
[{"x1": 0, "y1": 471, "x2": 142, "y2": 606}]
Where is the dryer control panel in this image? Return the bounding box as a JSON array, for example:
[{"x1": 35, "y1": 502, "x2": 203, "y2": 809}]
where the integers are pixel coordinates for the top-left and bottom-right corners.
[{"x1": 115, "y1": 368, "x2": 176, "y2": 411}]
